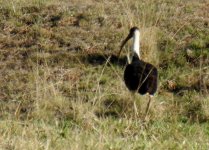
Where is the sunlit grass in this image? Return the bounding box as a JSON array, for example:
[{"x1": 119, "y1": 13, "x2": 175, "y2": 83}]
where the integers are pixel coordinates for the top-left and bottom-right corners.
[{"x1": 0, "y1": 0, "x2": 209, "y2": 149}]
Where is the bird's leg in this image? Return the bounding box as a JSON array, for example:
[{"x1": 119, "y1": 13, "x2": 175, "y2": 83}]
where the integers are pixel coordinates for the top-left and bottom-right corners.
[
  {"x1": 133, "y1": 100, "x2": 139, "y2": 118},
  {"x1": 144, "y1": 94, "x2": 153, "y2": 119},
  {"x1": 131, "y1": 93, "x2": 139, "y2": 118}
]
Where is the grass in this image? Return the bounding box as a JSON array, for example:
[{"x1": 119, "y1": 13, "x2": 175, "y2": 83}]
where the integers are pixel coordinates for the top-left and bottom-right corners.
[{"x1": 0, "y1": 0, "x2": 209, "y2": 149}]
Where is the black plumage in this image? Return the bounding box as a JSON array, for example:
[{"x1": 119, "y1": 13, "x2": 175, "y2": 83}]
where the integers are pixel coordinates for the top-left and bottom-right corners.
[{"x1": 124, "y1": 54, "x2": 158, "y2": 96}]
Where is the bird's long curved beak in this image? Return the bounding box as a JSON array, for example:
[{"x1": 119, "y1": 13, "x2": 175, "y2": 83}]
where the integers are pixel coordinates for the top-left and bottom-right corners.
[{"x1": 118, "y1": 33, "x2": 132, "y2": 58}]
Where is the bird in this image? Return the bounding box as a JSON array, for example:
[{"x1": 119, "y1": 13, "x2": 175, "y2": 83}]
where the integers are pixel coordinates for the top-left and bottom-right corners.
[{"x1": 118, "y1": 27, "x2": 158, "y2": 118}]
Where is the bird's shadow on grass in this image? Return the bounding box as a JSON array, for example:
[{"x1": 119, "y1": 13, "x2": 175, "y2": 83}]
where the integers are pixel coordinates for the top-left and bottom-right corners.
[{"x1": 84, "y1": 54, "x2": 127, "y2": 66}]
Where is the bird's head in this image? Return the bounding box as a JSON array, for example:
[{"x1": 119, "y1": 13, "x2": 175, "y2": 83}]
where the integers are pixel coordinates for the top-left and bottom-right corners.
[{"x1": 118, "y1": 27, "x2": 140, "y2": 63}]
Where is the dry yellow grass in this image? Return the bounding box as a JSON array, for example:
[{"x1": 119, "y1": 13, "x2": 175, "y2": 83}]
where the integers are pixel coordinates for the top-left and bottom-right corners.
[{"x1": 0, "y1": 0, "x2": 209, "y2": 149}]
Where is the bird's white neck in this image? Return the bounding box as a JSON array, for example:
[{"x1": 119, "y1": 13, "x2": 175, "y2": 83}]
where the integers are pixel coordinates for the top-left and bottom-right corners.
[{"x1": 132, "y1": 30, "x2": 140, "y2": 59}]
